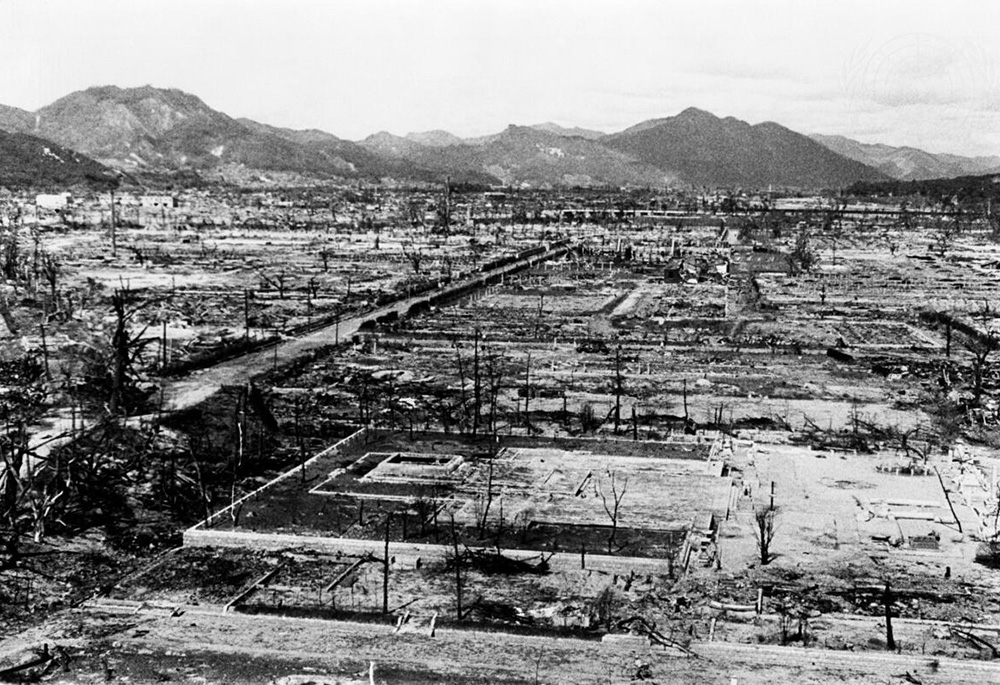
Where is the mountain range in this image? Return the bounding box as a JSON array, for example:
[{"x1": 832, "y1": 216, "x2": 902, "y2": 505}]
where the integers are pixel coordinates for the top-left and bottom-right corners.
[
  {"x1": 809, "y1": 134, "x2": 1000, "y2": 182},
  {"x1": 0, "y1": 85, "x2": 993, "y2": 190},
  {"x1": 602, "y1": 108, "x2": 885, "y2": 188}
]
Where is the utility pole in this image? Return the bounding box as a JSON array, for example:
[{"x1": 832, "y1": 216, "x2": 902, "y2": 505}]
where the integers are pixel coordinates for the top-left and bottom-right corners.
[
  {"x1": 523, "y1": 350, "x2": 532, "y2": 428},
  {"x1": 109, "y1": 188, "x2": 117, "y2": 257},
  {"x1": 883, "y1": 581, "x2": 896, "y2": 651},
  {"x1": 39, "y1": 323, "x2": 50, "y2": 380},
  {"x1": 614, "y1": 345, "x2": 623, "y2": 433},
  {"x1": 472, "y1": 328, "x2": 481, "y2": 435},
  {"x1": 244, "y1": 288, "x2": 250, "y2": 344},
  {"x1": 440, "y1": 176, "x2": 451, "y2": 233},
  {"x1": 450, "y1": 514, "x2": 463, "y2": 621},
  {"x1": 383, "y1": 512, "x2": 392, "y2": 615}
]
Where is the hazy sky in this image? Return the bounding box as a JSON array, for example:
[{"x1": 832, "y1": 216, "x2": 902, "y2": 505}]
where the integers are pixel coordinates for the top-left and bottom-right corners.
[{"x1": 2, "y1": 0, "x2": 999, "y2": 156}]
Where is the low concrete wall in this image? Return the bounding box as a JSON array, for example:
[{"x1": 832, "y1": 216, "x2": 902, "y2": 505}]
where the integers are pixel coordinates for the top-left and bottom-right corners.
[
  {"x1": 183, "y1": 527, "x2": 672, "y2": 575},
  {"x1": 188, "y1": 427, "x2": 366, "y2": 531},
  {"x1": 183, "y1": 419, "x2": 680, "y2": 577}
]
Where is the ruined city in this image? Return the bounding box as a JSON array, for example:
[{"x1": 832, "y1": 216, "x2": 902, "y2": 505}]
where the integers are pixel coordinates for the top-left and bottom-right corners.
[{"x1": 3, "y1": 2, "x2": 1000, "y2": 684}]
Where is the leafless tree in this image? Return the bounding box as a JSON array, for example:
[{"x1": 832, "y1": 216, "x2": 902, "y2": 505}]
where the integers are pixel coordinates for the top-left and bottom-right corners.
[
  {"x1": 753, "y1": 505, "x2": 778, "y2": 565},
  {"x1": 477, "y1": 437, "x2": 501, "y2": 538},
  {"x1": 964, "y1": 303, "x2": 999, "y2": 405},
  {"x1": 482, "y1": 346, "x2": 508, "y2": 435},
  {"x1": 931, "y1": 213, "x2": 961, "y2": 258},
  {"x1": 790, "y1": 225, "x2": 819, "y2": 273},
  {"x1": 595, "y1": 469, "x2": 628, "y2": 554},
  {"x1": 590, "y1": 584, "x2": 619, "y2": 632},
  {"x1": 402, "y1": 241, "x2": 424, "y2": 274},
  {"x1": 109, "y1": 288, "x2": 156, "y2": 415},
  {"x1": 40, "y1": 252, "x2": 60, "y2": 300},
  {"x1": 260, "y1": 270, "x2": 289, "y2": 299}
]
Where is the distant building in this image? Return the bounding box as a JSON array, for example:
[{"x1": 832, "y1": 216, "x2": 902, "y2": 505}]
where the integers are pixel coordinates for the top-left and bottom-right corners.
[
  {"x1": 140, "y1": 195, "x2": 177, "y2": 209},
  {"x1": 35, "y1": 193, "x2": 72, "y2": 211}
]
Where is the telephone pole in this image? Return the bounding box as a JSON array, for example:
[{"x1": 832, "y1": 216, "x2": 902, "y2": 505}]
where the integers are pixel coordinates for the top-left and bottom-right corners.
[{"x1": 109, "y1": 188, "x2": 117, "y2": 257}]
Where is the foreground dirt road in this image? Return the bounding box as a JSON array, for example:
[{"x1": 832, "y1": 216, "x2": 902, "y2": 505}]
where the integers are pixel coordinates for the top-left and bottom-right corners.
[{"x1": 8, "y1": 606, "x2": 1000, "y2": 684}]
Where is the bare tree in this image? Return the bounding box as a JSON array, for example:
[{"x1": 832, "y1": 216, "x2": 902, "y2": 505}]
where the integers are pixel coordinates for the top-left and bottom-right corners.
[
  {"x1": 590, "y1": 584, "x2": 619, "y2": 632},
  {"x1": 481, "y1": 345, "x2": 508, "y2": 436},
  {"x1": 790, "y1": 226, "x2": 819, "y2": 273},
  {"x1": 40, "y1": 252, "x2": 60, "y2": 300},
  {"x1": 964, "y1": 303, "x2": 999, "y2": 405},
  {"x1": 931, "y1": 213, "x2": 961, "y2": 258},
  {"x1": 595, "y1": 469, "x2": 628, "y2": 554},
  {"x1": 471, "y1": 329, "x2": 481, "y2": 435},
  {"x1": 260, "y1": 270, "x2": 289, "y2": 299},
  {"x1": 773, "y1": 590, "x2": 819, "y2": 645},
  {"x1": 753, "y1": 505, "x2": 778, "y2": 565},
  {"x1": 109, "y1": 288, "x2": 156, "y2": 415},
  {"x1": 477, "y1": 437, "x2": 500, "y2": 538},
  {"x1": 402, "y1": 242, "x2": 424, "y2": 274}
]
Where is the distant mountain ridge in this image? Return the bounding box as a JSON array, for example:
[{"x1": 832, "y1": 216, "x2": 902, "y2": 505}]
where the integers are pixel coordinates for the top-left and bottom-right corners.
[
  {"x1": 0, "y1": 128, "x2": 116, "y2": 189},
  {"x1": 0, "y1": 104, "x2": 34, "y2": 134},
  {"x1": 360, "y1": 124, "x2": 671, "y2": 187},
  {"x1": 528, "y1": 122, "x2": 605, "y2": 140},
  {"x1": 22, "y1": 86, "x2": 421, "y2": 181},
  {"x1": 0, "y1": 85, "x2": 908, "y2": 188},
  {"x1": 810, "y1": 133, "x2": 1000, "y2": 181},
  {"x1": 602, "y1": 107, "x2": 889, "y2": 187},
  {"x1": 404, "y1": 130, "x2": 465, "y2": 147}
]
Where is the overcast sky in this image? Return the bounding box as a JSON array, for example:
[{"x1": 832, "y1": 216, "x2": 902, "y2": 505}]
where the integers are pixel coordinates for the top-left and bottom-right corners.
[{"x1": 2, "y1": 0, "x2": 999, "y2": 156}]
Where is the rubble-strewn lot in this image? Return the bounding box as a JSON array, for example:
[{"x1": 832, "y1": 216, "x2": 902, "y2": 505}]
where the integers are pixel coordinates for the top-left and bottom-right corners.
[{"x1": 5, "y1": 189, "x2": 1000, "y2": 682}]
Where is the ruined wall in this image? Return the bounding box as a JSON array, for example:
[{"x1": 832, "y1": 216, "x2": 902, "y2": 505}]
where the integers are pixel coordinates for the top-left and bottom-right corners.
[{"x1": 183, "y1": 526, "x2": 672, "y2": 575}]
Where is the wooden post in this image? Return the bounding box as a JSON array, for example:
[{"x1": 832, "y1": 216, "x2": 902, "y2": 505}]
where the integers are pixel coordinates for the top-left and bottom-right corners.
[
  {"x1": 683, "y1": 379, "x2": 689, "y2": 423},
  {"x1": 883, "y1": 581, "x2": 896, "y2": 650},
  {"x1": 244, "y1": 288, "x2": 250, "y2": 343},
  {"x1": 383, "y1": 512, "x2": 392, "y2": 615},
  {"x1": 39, "y1": 323, "x2": 50, "y2": 379},
  {"x1": 109, "y1": 189, "x2": 117, "y2": 257},
  {"x1": 935, "y1": 466, "x2": 962, "y2": 533},
  {"x1": 451, "y1": 515, "x2": 462, "y2": 621},
  {"x1": 523, "y1": 351, "x2": 531, "y2": 425}
]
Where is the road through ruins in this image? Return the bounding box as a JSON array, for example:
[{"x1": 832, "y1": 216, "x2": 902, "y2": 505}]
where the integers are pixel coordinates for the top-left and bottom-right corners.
[{"x1": 160, "y1": 239, "x2": 576, "y2": 413}]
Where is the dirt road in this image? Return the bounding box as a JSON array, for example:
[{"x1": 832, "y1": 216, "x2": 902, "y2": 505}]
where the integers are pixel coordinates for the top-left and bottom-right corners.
[
  {"x1": 160, "y1": 241, "x2": 575, "y2": 413},
  {"x1": 23, "y1": 607, "x2": 1000, "y2": 684}
]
